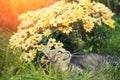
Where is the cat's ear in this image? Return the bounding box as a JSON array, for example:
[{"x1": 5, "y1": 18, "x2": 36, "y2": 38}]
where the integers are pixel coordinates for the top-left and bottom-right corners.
[{"x1": 43, "y1": 47, "x2": 51, "y2": 57}]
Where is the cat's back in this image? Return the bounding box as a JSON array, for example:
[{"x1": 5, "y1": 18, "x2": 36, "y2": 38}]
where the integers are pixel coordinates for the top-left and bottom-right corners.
[{"x1": 70, "y1": 53, "x2": 118, "y2": 70}]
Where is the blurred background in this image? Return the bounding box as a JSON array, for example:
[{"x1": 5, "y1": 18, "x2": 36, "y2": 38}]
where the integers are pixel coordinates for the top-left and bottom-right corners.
[{"x1": 0, "y1": 0, "x2": 58, "y2": 31}]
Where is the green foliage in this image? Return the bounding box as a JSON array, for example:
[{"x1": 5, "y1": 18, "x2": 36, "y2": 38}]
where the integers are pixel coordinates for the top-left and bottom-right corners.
[
  {"x1": 82, "y1": 23, "x2": 110, "y2": 53},
  {"x1": 51, "y1": 20, "x2": 111, "y2": 53},
  {"x1": 99, "y1": 15, "x2": 120, "y2": 55}
]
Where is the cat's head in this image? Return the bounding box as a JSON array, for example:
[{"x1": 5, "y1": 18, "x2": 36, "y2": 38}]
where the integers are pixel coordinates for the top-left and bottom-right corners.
[{"x1": 43, "y1": 48, "x2": 72, "y2": 66}]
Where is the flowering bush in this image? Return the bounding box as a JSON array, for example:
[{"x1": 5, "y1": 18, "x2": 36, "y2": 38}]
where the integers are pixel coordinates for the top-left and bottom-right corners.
[{"x1": 9, "y1": 0, "x2": 115, "y2": 62}]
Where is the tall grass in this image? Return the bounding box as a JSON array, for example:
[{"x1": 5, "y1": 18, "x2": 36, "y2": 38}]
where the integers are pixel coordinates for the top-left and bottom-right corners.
[{"x1": 0, "y1": 31, "x2": 12, "y2": 75}]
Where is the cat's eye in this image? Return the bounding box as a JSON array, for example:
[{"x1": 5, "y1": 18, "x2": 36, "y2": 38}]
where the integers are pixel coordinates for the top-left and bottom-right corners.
[{"x1": 58, "y1": 50, "x2": 63, "y2": 53}]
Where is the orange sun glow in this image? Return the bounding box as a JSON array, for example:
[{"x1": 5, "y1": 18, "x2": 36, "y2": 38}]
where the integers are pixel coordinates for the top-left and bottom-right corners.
[{"x1": 0, "y1": 0, "x2": 58, "y2": 31}]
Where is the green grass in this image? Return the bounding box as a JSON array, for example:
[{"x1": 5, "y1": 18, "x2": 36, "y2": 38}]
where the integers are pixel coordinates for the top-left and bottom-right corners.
[
  {"x1": 0, "y1": 16, "x2": 120, "y2": 80},
  {"x1": 99, "y1": 15, "x2": 120, "y2": 55}
]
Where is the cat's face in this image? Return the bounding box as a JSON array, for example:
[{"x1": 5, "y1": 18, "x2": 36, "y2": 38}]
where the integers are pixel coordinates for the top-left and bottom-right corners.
[{"x1": 43, "y1": 48, "x2": 72, "y2": 66}]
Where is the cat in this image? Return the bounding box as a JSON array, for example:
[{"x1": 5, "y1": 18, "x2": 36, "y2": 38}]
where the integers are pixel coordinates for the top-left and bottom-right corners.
[{"x1": 43, "y1": 48, "x2": 119, "y2": 75}]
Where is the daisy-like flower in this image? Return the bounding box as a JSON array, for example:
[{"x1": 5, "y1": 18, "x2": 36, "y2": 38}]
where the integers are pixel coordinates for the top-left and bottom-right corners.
[
  {"x1": 18, "y1": 30, "x2": 28, "y2": 40},
  {"x1": 55, "y1": 41, "x2": 64, "y2": 49},
  {"x1": 50, "y1": 18, "x2": 58, "y2": 27},
  {"x1": 44, "y1": 15, "x2": 50, "y2": 27},
  {"x1": 29, "y1": 49, "x2": 37, "y2": 57},
  {"x1": 18, "y1": 13, "x2": 29, "y2": 20},
  {"x1": 33, "y1": 33, "x2": 42, "y2": 42},
  {"x1": 22, "y1": 42, "x2": 29, "y2": 50},
  {"x1": 35, "y1": 20, "x2": 44, "y2": 28},
  {"x1": 23, "y1": 50, "x2": 36, "y2": 62},
  {"x1": 37, "y1": 44, "x2": 44, "y2": 51},
  {"x1": 62, "y1": 20, "x2": 69, "y2": 27},
  {"x1": 47, "y1": 38, "x2": 56, "y2": 47},
  {"x1": 78, "y1": 0, "x2": 91, "y2": 3},
  {"x1": 19, "y1": 33, "x2": 27, "y2": 39},
  {"x1": 19, "y1": 19, "x2": 33, "y2": 28},
  {"x1": 63, "y1": 27, "x2": 72, "y2": 35},
  {"x1": 96, "y1": 18, "x2": 102, "y2": 26},
  {"x1": 83, "y1": 23, "x2": 94, "y2": 32},
  {"x1": 29, "y1": 27, "x2": 37, "y2": 34},
  {"x1": 43, "y1": 29, "x2": 51, "y2": 37},
  {"x1": 16, "y1": 38, "x2": 24, "y2": 48},
  {"x1": 23, "y1": 53, "x2": 32, "y2": 62},
  {"x1": 58, "y1": 26, "x2": 63, "y2": 31},
  {"x1": 26, "y1": 37, "x2": 35, "y2": 46},
  {"x1": 106, "y1": 20, "x2": 115, "y2": 29}
]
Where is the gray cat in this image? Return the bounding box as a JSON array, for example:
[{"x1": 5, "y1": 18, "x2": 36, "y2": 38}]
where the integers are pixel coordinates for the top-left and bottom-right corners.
[{"x1": 43, "y1": 48, "x2": 119, "y2": 75}]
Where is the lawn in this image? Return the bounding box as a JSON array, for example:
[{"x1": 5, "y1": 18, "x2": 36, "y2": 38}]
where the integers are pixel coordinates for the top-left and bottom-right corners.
[{"x1": 0, "y1": 15, "x2": 120, "y2": 80}]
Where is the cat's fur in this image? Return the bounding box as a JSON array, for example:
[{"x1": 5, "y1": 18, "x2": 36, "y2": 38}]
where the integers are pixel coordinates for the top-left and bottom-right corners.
[{"x1": 43, "y1": 48, "x2": 119, "y2": 74}]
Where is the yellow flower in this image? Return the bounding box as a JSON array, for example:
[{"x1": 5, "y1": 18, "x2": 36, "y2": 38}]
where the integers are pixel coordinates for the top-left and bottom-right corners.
[
  {"x1": 106, "y1": 20, "x2": 115, "y2": 29},
  {"x1": 17, "y1": 39, "x2": 24, "y2": 47},
  {"x1": 62, "y1": 21, "x2": 69, "y2": 27},
  {"x1": 23, "y1": 53, "x2": 32, "y2": 62},
  {"x1": 55, "y1": 41, "x2": 64, "y2": 49},
  {"x1": 83, "y1": 23, "x2": 94, "y2": 32},
  {"x1": 35, "y1": 20, "x2": 44, "y2": 28},
  {"x1": 44, "y1": 15, "x2": 50, "y2": 26},
  {"x1": 50, "y1": 18, "x2": 58, "y2": 27},
  {"x1": 33, "y1": 33, "x2": 42, "y2": 42},
  {"x1": 87, "y1": 0, "x2": 91, "y2": 3},
  {"x1": 43, "y1": 29, "x2": 51, "y2": 37},
  {"x1": 79, "y1": 0, "x2": 91, "y2": 3},
  {"x1": 96, "y1": 18, "x2": 102, "y2": 26},
  {"x1": 22, "y1": 43, "x2": 29, "y2": 50},
  {"x1": 19, "y1": 32, "x2": 27, "y2": 39},
  {"x1": 58, "y1": 26, "x2": 63, "y2": 31},
  {"x1": 63, "y1": 27, "x2": 72, "y2": 35},
  {"x1": 17, "y1": 29, "x2": 22, "y2": 33},
  {"x1": 37, "y1": 44, "x2": 44, "y2": 51},
  {"x1": 23, "y1": 50, "x2": 36, "y2": 62},
  {"x1": 47, "y1": 38, "x2": 56, "y2": 47},
  {"x1": 26, "y1": 37, "x2": 35, "y2": 46},
  {"x1": 44, "y1": 20, "x2": 49, "y2": 26},
  {"x1": 29, "y1": 49, "x2": 37, "y2": 57},
  {"x1": 29, "y1": 27, "x2": 37, "y2": 34},
  {"x1": 19, "y1": 13, "x2": 30, "y2": 20}
]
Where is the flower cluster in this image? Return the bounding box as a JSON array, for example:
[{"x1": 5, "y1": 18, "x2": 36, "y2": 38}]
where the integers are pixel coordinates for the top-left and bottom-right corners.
[{"x1": 9, "y1": 0, "x2": 115, "y2": 62}]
